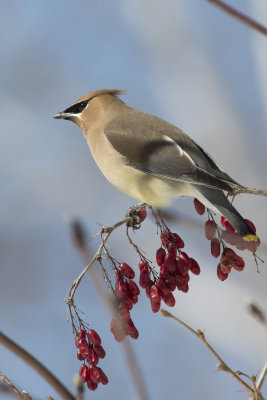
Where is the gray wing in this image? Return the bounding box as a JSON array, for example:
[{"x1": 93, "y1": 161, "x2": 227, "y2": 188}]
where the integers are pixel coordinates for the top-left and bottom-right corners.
[{"x1": 105, "y1": 110, "x2": 240, "y2": 192}]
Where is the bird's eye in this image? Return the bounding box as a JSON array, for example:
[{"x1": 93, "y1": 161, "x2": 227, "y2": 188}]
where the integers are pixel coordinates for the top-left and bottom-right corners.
[
  {"x1": 64, "y1": 100, "x2": 89, "y2": 115},
  {"x1": 77, "y1": 102, "x2": 86, "y2": 112}
]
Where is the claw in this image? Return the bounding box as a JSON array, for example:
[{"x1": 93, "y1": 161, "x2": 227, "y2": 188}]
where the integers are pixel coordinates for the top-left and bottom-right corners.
[{"x1": 125, "y1": 203, "x2": 147, "y2": 228}]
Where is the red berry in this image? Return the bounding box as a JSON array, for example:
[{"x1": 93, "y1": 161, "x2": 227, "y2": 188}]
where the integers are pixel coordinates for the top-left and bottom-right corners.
[
  {"x1": 88, "y1": 346, "x2": 99, "y2": 365},
  {"x1": 224, "y1": 220, "x2": 235, "y2": 234},
  {"x1": 145, "y1": 283, "x2": 153, "y2": 298},
  {"x1": 77, "y1": 329, "x2": 86, "y2": 339},
  {"x1": 89, "y1": 365, "x2": 101, "y2": 384},
  {"x1": 126, "y1": 279, "x2": 140, "y2": 296},
  {"x1": 150, "y1": 284, "x2": 161, "y2": 303},
  {"x1": 168, "y1": 245, "x2": 177, "y2": 256},
  {"x1": 165, "y1": 274, "x2": 177, "y2": 291},
  {"x1": 244, "y1": 237, "x2": 260, "y2": 253},
  {"x1": 172, "y1": 233, "x2": 184, "y2": 249},
  {"x1": 164, "y1": 252, "x2": 178, "y2": 273},
  {"x1": 93, "y1": 344, "x2": 106, "y2": 359},
  {"x1": 124, "y1": 318, "x2": 137, "y2": 336},
  {"x1": 87, "y1": 378, "x2": 98, "y2": 391},
  {"x1": 180, "y1": 283, "x2": 189, "y2": 293},
  {"x1": 156, "y1": 277, "x2": 171, "y2": 296},
  {"x1": 98, "y1": 367, "x2": 109, "y2": 385},
  {"x1": 110, "y1": 317, "x2": 116, "y2": 334},
  {"x1": 223, "y1": 248, "x2": 236, "y2": 257},
  {"x1": 120, "y1": 295, "x2": 134, "y2": 310},
  {"x1": 79, "y1": 364, "x2": 90, "y2": 382},
  {"x1": 217, "y1": 264, "x2": 229, "y2": 281},
  {"x1": 176, "y1": 256, "x2": 189, "y2": 276},
  {"x1": 111, "y1": 317, "x2": 125, "y2": 342},
  {"x1": 150, "y1": 298, "x2": 161, "y2": 313},
  {"x1": 77, "y1": 338, "x2": 89, "y2": 355},
  {"x1": 115, "y1": 280, "x2": 128, "y2": 297},
  {"x1": 221, "y1": 216, "x2": 226, "y2": 226},
  {"x1": 179, "y1": 251, "x2": 190, "y2": 265},
  {"x1": 211, "y1": 238, "x2": 221, "y2": 258},
  {"x1": 244, "y1": 219, "x2": 256, "y2": 233},
  {"x1": 194, "y1": 198, "x2": 205, "y2": 215},
  {"x1": 88, "y1": 329, "x2": 101, "y2": 346},
  {"x1": 205, "y1": 220, "x2": 216, "y2": 240},
  {"x1": 119, "y1": 304, "x2": 131, "y2": 320},
  {"x1": 189, "y1": 258, "x2": 200, "y2": 275},
  {"x1": 114, "y1": 330, "x2": 126, "y2": 342},
  {"x1": 161, "y1": 291, "x2": 175, "y2": 307},
  {"x1": 119, "y1": 262, "x2": 135, "y2": 279},
  {"x1": 160, "y1": 231, "x2": 184, "y2": 249},
  {"x1": 160, "y1": 264, "x2": 170, "y2": 278},
  {"x1": 232, "y1": 260, "x2": 245, "y2": 271},
  {"x1": 221, "y1": 230, "x2": 238, "y2": 246},
  {"x1": 129, "y1": 327, "x2": 139, "y2": 339},
  {"x1": 77, "y1": 349, "x2": 86, "y2": 361},
  {"x1": 222, "y1": 248, "x2": 245, "y2": 271},
  {"x1": 133, "y1": 207, "x2": 147, "y2": 224},
  {"x1": 138, "y1": 260, "x2": 149, "y2": 271},
  {"x1": 139, "y1": 268, "x2": 151, "y2": 288},
  {"x1": 156, "y1": 248, "x2": 166, "y2": 267},
  {"x1": 137, "y1": 207, "x2": 147, "y2": 222},
  {"x1": 176, "y1": 273, "x2": 190, "y2": 290}
]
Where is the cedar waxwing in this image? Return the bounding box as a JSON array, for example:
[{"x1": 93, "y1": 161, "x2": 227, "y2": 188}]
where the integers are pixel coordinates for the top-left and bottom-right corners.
[{"x1": 54, "y1": 89, "x2": 267, "y2": 241}]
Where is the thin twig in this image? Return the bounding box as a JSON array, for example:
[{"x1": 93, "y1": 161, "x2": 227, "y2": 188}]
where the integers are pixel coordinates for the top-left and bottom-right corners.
[
  {"x1": 22, "y1": 391, "x2": 32, "y2": 400},
  {"x1": 0, "y1": 333, "x2": 75, "y2": 400},
  {"x1": 257, "y1": 361, "x2": 267, "y2": 391},
  {"x1": 160, "y1": 309, "x2": 264, "y2": 399},
  {"x1": 0, "y1": 372, "x2": 24, "y2": 400},
  {"x1": 67, "y1": 216, "x2": 132, "y2": 303},
  {"x1": 207, "y1": 0, "x2": 267, "y2": 36}
]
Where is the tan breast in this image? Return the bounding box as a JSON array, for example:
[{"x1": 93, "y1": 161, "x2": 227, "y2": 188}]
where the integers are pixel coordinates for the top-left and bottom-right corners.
[{"x1": 84, "y1": 125, "x2": 193, "y2": 206}]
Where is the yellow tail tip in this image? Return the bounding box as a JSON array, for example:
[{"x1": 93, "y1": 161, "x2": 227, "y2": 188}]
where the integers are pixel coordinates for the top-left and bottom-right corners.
[{"x1": 242, "y1": 234, "x2": 259, "y2": 242}]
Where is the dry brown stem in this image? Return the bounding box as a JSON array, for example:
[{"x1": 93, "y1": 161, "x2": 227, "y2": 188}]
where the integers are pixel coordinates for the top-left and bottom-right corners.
[
  {"x1": 207, "y1": 0, "x2": 267, "y2": 36},
  {"x1": 0, "y1": 333, "x2": 75, "y2": 400},
  {"x1": 161, "y1": 309, "x2": 265, "y2": 399}
]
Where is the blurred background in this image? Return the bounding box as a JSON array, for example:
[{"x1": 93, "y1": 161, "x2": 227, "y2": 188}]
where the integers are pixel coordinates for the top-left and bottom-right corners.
[{"x1": 1, "y1": 0, "x2": 267, "y2": 399}]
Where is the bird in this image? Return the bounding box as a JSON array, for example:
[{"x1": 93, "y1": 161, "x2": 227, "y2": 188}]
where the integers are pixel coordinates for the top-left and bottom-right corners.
[{"x1": 54, "y1": 89, "x2": 267, "y2": 242}]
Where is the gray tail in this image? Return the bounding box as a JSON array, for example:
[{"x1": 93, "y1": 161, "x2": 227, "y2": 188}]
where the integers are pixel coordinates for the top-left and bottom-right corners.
[{"x1": 197, "y1": 187, "x2": 257, "y2": 239}]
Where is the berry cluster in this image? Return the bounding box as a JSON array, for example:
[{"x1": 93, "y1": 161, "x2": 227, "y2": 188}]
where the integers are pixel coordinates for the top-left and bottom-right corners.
[
  {"x1": 194, "y1": 198, "x2": 260, "y2": 281},
  {"x1": 110, "y1": 263, "x2": 140, "y2": 341},
  {"x1": 217, "y1": 248, "x2": 245, "y2": 281},
  {"x1": 220, "y1": 216, "x2": 260, "y2": 253},
  {"x1": 75, "y1": 328, "x2": 108, "y2": 391},
  {"x1": 139, "y1": 230, "x2": 200, "y2": 313}
]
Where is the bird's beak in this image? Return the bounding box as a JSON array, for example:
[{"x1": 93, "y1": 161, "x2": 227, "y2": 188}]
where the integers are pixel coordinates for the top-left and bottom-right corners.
[{"x1": 53, "y1": 111, "x2": 71, "y2": 119}]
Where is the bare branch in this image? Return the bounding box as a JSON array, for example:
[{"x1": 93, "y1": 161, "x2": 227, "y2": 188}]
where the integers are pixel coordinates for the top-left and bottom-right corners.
[
  {"x1": 257, "y1": 361, "x2": 267, "y2": 391},
  {"x1": 67, "y1": 216, "x2": 132, "y2": 305},
  {"x1": 0, "y1": 333, "x2": 75, "y2": 400},
  {"x1": 22, "y1": 391, "x2": 32, "y2": 400},
  {"x1": 207, "y1": 0, "x2": 267, "y2": 36},
  {"x1": 0, "y1": 372, "x2": 24, "y2": 400},
  {"x1": 160, "y1": 309, "x2": 264, "y2": 399}
]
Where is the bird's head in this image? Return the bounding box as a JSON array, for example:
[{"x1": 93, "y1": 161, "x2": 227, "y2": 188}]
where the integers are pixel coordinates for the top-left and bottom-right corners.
[{"x1": 54, "y1": 89, "x2": 126, "y2": 130}]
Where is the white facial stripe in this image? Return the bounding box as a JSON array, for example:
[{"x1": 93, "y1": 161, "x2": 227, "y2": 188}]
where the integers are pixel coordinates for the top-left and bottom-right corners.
[{"x1": 163, "y1": 135, "x2": 195, "y2": 165}]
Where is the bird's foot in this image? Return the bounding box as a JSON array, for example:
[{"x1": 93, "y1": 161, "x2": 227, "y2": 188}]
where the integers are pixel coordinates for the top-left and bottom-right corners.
[{"x1": 125, "y1": 202, "x2": 147, "y2": 228}]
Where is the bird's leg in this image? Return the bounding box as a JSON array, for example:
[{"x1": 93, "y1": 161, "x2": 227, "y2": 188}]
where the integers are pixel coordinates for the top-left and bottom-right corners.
[{"x1": 125, "y1": 202, "x2": 147, "y2": 228}]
